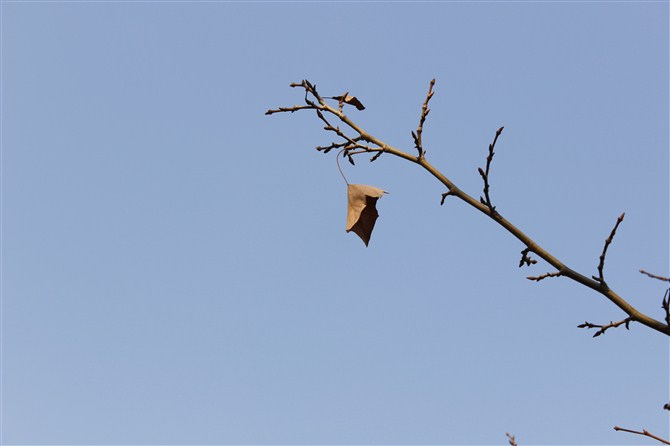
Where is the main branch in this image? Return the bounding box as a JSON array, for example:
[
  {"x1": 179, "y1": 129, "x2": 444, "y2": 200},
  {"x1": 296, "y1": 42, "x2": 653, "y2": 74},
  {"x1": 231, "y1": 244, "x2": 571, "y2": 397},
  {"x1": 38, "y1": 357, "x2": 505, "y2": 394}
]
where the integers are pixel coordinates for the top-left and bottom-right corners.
[{"x1": 266, "y1": 79, "x2": 670, "y2": 337}]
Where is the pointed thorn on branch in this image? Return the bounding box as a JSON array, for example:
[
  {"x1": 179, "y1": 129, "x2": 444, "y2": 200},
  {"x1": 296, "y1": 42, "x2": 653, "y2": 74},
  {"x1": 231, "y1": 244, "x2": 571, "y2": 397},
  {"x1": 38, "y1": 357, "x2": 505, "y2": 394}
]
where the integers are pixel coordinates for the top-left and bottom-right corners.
[{"x1": 639, "y1": 269, "x2": 670, "y2": 282}]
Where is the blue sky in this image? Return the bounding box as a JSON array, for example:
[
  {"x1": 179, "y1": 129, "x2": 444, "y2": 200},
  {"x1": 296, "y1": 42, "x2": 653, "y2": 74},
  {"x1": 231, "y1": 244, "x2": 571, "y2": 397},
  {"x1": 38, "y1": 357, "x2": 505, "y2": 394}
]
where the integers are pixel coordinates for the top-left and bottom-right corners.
[{"x1": 2, "y1": 1, "x2": 668, "y2": 445}]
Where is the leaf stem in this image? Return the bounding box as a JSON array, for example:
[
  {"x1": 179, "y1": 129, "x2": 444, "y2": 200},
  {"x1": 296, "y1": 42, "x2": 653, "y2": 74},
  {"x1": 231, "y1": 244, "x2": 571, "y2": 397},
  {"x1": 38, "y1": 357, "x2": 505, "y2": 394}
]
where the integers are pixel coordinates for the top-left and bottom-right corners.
[{"x1": 336, "y1": 148, "x2": 349, "y2": 185}]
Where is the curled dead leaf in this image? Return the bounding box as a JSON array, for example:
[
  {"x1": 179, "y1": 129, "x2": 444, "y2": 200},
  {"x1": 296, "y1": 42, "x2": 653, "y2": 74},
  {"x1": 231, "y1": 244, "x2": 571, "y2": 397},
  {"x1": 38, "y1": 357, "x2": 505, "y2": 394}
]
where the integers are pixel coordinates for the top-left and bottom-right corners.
[
  {"x1": 331, "y1": 94, "x2": 365, "y2": 111},
  {"x1": 346, "y1": 184, "x2": 386, "y2": 246}
]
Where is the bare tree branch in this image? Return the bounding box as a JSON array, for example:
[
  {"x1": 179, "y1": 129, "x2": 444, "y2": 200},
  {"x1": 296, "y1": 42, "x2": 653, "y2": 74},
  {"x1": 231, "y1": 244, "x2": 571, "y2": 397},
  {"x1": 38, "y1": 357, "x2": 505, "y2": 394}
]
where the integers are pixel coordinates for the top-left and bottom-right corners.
[
  {"x1": 527, "y1": 271, "x2": 562, "y2": 282},
  {"x1": 639, "y1": 270, "x2": 670, "y2": 326},
  {"x1": 577, "y1": 318, "x2": 632, "y2": 337},
  {"x1": 412, "y1": 78, "x2": 435, "y2": 159},
  {"x1": 614, "y1": 426, "x2": 670, "y2": 445},
  {"x1": 593, "y1": 213, "x2": 625, "y2": 287},
  {"x1": 478, "y1": 126, "x2": 504, "y2": 214},
  {"x1": 267, "y1": 79, "x2": 670, "y2": 337},
  {"x1": 640, "y1": 269, "x2": 670, "y2": 282},
  {"x1": 265, "y1": 104, "x2": 319, "y2": 115}
]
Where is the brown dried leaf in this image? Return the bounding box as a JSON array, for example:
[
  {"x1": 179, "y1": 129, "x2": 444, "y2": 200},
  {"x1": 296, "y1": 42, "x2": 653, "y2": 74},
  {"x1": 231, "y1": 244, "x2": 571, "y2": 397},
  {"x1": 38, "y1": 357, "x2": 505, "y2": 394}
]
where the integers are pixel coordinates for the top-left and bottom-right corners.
[
  {"x1": 332, "y1": 94, "x2": 365, "y2": 111},
  {"x1": 346, "y1": 184, "x2": 386, "y2": 246}
]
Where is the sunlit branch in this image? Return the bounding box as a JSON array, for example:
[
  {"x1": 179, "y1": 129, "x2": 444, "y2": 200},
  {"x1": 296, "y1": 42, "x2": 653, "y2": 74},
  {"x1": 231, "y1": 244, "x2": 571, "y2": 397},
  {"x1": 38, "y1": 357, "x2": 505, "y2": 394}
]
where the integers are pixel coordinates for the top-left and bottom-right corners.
[
  {"x1": 267, "y1": 79, "x2": 670, "y2": 337},
  {"x1": 614, "y1": 426, "x2": 670, "y2": 445}
]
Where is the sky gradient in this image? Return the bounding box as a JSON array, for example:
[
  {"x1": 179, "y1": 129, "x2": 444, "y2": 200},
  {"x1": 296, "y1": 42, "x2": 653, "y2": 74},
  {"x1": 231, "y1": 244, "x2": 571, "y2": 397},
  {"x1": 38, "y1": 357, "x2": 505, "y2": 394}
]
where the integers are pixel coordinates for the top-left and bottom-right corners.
[{"x1": 2, "y1": 2, "x2": 669, "y2": 445}]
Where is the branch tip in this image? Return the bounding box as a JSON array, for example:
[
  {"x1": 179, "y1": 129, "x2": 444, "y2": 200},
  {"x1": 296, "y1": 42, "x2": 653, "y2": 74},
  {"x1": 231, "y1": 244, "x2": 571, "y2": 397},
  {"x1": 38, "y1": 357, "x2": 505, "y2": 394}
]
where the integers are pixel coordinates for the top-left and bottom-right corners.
[
  {"x1": 640, "y1": 269, "x2": 670, "y2": 282},
  {"x1": 414, "y1": 79, "x2": 436, "y2": 158},
  {"x1": 527, "y1": 271, "x2": 562, "y2": 282},
  {"x1": 614, "y1": 425, "x2": 670, "y2": 445},
  {"x1": 479, "y1": 126, "x2": 504, "y2": 214},
  {"x1": 578, "y1": 318, "x2": 632, "y2": 337},
  {"x1": 596, "y1": 212, "x2": 625, "y2": 286}
]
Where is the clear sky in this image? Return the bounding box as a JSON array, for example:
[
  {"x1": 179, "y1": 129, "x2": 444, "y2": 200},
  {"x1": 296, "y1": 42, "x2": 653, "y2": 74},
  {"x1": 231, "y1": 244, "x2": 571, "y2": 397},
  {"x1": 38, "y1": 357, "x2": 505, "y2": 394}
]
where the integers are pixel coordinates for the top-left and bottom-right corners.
[{"x1": 2, "y1": 1, "x2": 668, "y2": 445}]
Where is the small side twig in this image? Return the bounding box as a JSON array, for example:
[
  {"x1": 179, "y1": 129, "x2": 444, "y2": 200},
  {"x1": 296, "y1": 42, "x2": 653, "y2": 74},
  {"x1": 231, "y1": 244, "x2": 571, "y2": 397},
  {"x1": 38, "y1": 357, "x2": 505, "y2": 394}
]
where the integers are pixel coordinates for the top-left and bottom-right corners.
[
  {"x1": 519, "y1": 248, "x2": 537, "y2": 267},
  {"x1": 478, "y1": 126, "x2": 504, "y2": 214},
  {"x1": 316, "y1": 139, "x2": 359, "y2": 154},
  {"x1": 506, "y1": 432, "x2": 518, "y2": 446},
  {"x1": 265, "y1": 104, "x2": 318, "y2": 115},
  {"x1": 369, "y1": 149, "x2": 384, "y2": 162},
  {"x1": 639, "y1": 270, "x2": 670, "y2": 325},
  {"x1": 640, "y1": 269, "x2": 670, "y2": 282},
  {"x1": 577, "y1": 317, "x2": 632, "y2": 337},
  {"x1": 593, "y1": 212, "x2": 625, "y2": 287},
  {"x1": 440, "y1": 190, "x2": 455, "y2": 205},
  {"x1": 314, "y1": 109, "x2": 370, "y2": 156},
  {"x1": 411, "y1": 78, "x2": 435, "y2": 159},
  {"x1": 614, "y1": 426, "x2": 670, "y2": 445},
  {"x1": 527, "y1": 271, "x2": 562, "y2": 282}
]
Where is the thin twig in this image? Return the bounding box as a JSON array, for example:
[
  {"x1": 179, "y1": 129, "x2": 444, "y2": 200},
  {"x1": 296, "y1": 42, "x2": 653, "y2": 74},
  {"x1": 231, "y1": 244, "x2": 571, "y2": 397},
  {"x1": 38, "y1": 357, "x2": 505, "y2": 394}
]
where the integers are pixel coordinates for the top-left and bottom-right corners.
[
  {"x1": 316, "y1": 140, "x2": 359, "y2": 154},
  {"x1": 440, "y1": 190, "x2": 454, "y2": 205},
  {"x1": 314, "y1": 109, "x2": 370, "y2": 155},
  {"x1": 265, "y1": 104, "x2": 318, "y2": 115},
  {"x1": 593, "y1": 213, "x2": 625, "y2": 287},
  {"x1": 640, "y1": 269, "x2": 670, "y2": 282},
  {"x1": 370, "y1": 149, "x2": 384, "y2": 162},
  {"x1": 639, "y1": 270, "x2": 670, "y2": 326},
  {"x1": 346, "y1": 148, "x2": 383, "y2": 157},
  {"x1": 478, "y1": 126, "x2": 504, "y2": 214},
  {"x1": 527, "y1": 271, "x2": 562, "y2": 282},
  {"x1": 412, "y1": 79, "x2": 435, "y2": 159},
  {"x1": 578, "y1": 318, "x2": 631, "y2": 337},
  {"x1": 506, "y1": 432, "x2": 518, "y2": 446},
  {"x1": 614, "y1": 426, "x2": 670, "y2": 445}
]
